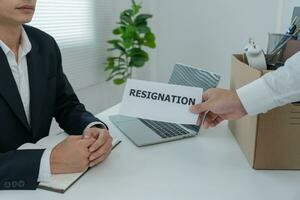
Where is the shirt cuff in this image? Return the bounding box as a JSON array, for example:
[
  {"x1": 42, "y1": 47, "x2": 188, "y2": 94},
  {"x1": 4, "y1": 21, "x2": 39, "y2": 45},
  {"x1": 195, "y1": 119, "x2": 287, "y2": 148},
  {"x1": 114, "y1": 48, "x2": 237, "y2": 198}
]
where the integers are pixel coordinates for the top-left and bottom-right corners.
[
  {"x1": 37, "y1": 148, "x2": 52, "y2": 182},
  {"x1": 236, "y1": 78, "x2": 278, "y2": 115},
  {"x1": 84, "y1": 122, "x2": 107, "y2": 132}
]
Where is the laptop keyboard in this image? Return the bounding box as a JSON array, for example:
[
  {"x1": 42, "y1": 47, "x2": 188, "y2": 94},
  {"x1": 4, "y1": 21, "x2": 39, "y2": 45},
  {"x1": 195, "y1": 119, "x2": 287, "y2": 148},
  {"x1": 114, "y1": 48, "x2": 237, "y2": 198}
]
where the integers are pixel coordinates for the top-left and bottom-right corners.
[{"x1": 139, "y1": 119, "x2": 190, "y2": 138}]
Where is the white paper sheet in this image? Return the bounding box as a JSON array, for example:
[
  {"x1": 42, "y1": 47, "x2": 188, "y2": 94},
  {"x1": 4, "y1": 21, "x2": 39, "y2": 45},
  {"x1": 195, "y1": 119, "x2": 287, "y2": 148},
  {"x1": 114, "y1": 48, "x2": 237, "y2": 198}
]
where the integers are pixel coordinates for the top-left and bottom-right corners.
[{"x1": 119, "y1": 79, "x2": 203, "y2": 125}]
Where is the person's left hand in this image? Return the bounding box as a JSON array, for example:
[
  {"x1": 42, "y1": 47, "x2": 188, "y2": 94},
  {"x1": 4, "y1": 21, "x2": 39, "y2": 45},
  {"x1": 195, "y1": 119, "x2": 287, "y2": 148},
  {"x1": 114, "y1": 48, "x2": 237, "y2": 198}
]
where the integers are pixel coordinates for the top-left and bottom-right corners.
[{"x1": 83, "y1": 127, "x2": 113, "y2": 167}]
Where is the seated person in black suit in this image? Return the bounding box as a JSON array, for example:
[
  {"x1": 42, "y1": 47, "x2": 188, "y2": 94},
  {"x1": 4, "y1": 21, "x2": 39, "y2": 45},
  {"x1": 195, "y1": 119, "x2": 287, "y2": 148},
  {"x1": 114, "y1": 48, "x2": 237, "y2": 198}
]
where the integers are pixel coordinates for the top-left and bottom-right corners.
[{"x1": 0, "y1": 0, "x2": 113, "y2": 190}]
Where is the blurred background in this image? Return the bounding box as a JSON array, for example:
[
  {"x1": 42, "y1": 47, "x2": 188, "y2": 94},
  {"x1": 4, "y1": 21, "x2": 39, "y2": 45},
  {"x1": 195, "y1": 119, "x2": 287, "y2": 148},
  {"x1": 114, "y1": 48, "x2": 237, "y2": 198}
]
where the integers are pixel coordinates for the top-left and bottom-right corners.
[{"x1": 28, "y1": 0, "x2": 299, "y2": 134}]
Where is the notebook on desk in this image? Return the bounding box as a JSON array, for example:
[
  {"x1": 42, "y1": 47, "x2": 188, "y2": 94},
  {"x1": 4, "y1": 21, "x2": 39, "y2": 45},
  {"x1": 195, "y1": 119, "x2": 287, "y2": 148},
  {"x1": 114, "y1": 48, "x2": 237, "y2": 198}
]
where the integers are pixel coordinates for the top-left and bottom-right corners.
[{"x1": 18, "y1": 133, "x2": 121, "y2": 193}]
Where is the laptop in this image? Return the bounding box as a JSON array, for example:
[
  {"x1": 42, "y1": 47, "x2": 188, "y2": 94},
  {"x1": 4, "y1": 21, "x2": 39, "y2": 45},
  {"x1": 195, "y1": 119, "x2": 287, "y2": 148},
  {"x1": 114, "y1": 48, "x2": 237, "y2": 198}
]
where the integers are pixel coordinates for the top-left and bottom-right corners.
[{"x1": 109, "y1": 64, "x2": 221, "y2": 147}]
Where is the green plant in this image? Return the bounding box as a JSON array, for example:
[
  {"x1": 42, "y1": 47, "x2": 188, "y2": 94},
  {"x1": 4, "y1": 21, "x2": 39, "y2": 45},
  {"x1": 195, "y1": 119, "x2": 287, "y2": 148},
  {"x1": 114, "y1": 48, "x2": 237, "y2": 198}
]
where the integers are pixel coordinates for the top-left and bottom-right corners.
[{"x1": 105, "y1": 0, "x2": 156, "y2": 85}]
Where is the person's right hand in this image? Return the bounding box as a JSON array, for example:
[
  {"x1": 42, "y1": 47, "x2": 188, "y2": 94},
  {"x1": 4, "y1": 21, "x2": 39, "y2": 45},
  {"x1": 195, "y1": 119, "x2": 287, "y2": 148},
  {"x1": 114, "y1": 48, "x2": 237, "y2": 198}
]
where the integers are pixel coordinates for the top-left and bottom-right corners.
[
  {"x1": 50, "y1": 136, "x2": 96, "y2": 174},
  {"x1": 190, "y1": 88, "x2": 248, "y2": 129}
]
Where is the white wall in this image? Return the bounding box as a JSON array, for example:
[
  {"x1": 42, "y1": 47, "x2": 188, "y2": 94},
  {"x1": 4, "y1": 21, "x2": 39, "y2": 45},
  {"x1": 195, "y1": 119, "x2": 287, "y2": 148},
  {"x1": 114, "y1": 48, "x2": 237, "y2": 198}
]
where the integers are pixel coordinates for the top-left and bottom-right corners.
[{"x1": 148, "y1": 0, "x2": 281, "y2": 88}]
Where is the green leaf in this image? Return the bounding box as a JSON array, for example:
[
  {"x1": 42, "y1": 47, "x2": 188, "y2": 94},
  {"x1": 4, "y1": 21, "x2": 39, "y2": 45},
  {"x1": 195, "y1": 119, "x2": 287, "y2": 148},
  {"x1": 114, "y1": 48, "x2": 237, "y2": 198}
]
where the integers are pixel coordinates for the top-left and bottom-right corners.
[
  {"x1": 128, "y1": 48, "x2": 149, "y2": 67},
  {"x1": 112, "y1": 27, "x2": 122, "y2": 35},
  {"x1": 105, "y1": 66, "x2": 113, "y2": 71},
  {"x1": 144, "y1": 32, "x2": 156, "y2": 48},
  {"x1": 134, "y1": 14, "x2": 152, "y2": 26},
  {"x1": 123, "y1": 38, "x2": 133, "y2": 49},
  {"x1": 121, "y1": 9, "x2": 134, "y2": 17},
  {"x1": 131, "y1": 0, "x2": 141, "y2": 15},
  {"x1": 121, "y1": 25, "x2": 137, "y2": 48},
  {"x1": 132, "y1": 5, "x2": 141, "y2": 15},
  {"x1": 145, "y1": 32, "x2": 155, "y2": 42},
  {"x1": 107, "y1": 57, "x2": 113, "y2": 62},
  {"x1": 144, "y1": 40, "x2": 156, "y2": 48},
  {"x1": 107, "y1": 39, "x2": 122, "y2": 44},
  {"x1": 130, "y1": 57, "x2": 146, "y2": 67},
  {"x1": 122, "y1": 25, "x2": 136, "y2": 39},
  {"x1": 120, "y1": 10, "x2": 134, "y2": 24},
  {"x1": 113, "y1": 78, "x2": 126, "y2": 85},
  {"x1": 133, "y1": 31, "x2": 142, "y2": 42},
  {"x1": 131, "y1": 0, "x2": 137, "y2": 7},
  {"x1": 117, "y1": 21, "x2": 127, "y2": 26},
  {"x1": 105, "y1": 57, "x2": 115, "y2": 71},
  {"x1": 121, "y1": 17, "x2": 133, "y2": 25},
  {"x1": 128, "y1": 48, "x2": 148, "y2": 57},
  {"x1": 109, "y1": 42, "x2": 125, "y2": 53},
  {"x1": 131, "y1": 57, "x2": 148, "y2": 67},
  {"x1": 137, "y1": 25, "x2": 150, "y2": 34}
]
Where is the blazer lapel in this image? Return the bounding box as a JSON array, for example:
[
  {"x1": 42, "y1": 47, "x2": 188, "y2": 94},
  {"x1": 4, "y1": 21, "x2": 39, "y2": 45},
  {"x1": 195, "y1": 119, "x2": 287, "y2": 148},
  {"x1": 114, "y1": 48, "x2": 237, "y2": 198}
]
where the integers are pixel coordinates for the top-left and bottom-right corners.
[
  {"x1": 26, "y1": 38, "x2": 49, "y2": 138},
  {"x1": 0, "y1": 49, "x2": 31, "y2": 131}
]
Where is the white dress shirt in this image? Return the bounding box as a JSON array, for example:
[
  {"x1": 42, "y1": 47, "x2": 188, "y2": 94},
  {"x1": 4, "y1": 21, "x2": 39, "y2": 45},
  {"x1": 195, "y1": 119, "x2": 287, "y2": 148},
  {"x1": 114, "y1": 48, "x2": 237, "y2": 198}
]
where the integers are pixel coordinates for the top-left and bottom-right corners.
[
  {"x1": 0, "y1": 27, "x2": 102, "y2": 182},
  {"x1": 237, "y1": 51, "x2": 300, "y2": 115}
]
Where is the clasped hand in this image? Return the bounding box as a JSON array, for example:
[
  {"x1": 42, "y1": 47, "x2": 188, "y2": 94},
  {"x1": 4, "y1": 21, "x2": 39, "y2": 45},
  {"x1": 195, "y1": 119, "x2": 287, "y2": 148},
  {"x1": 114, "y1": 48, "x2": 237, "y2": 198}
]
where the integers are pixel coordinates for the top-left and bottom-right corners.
[{"x1": 50, "y1": 127, "x2": 113, "y2": 174}]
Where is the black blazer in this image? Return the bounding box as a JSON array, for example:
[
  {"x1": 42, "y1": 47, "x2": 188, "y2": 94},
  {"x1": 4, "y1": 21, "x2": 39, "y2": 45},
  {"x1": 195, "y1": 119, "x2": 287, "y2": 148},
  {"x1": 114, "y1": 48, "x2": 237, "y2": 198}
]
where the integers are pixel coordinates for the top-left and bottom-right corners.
[{"x1": 0, "y1": 25, "x2": 106, "y2": 190}]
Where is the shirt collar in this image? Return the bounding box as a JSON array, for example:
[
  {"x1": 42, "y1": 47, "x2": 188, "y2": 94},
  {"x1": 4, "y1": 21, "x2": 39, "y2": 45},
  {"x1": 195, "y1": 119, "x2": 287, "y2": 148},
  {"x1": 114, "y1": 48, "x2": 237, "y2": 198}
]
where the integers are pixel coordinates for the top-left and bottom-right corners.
[
  {"x1": 0, "y1": 26, "x2": 32, "y2": 56},
  {"x1": 0, "y1": 40, "x2": 10, "y2": 55},
  {"x1": 19, "y1": 26, "x2": 32, "y2": 56}
]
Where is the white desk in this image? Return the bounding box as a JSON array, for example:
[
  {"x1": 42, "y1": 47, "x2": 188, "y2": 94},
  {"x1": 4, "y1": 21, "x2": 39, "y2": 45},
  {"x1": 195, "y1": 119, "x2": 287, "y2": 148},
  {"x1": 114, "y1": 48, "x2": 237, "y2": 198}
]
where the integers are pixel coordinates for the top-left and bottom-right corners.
[{"x1": 2, "y1": 105, "x2": 300, "y2": 200}]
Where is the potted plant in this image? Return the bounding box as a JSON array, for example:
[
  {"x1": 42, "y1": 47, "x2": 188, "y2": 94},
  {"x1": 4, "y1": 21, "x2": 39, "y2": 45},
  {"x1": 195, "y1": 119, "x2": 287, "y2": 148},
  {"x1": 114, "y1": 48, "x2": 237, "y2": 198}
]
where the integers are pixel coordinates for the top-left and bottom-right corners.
[{"x1": 105, "y1": 0, "x2": 156, "y2": 85}]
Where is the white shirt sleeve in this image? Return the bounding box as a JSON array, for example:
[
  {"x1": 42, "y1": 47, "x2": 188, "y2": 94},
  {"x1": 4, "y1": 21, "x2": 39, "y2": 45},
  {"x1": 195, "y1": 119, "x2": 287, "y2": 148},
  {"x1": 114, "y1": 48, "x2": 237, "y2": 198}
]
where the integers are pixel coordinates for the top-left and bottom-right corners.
[
  {"x1": 37, "y1": 149, "x2": 52, "y2": 182},
  {"x1": 84, "y1": 122, "x2": 107, "y2": 131},
  {"x1": 237, "y1": 51, "x2": 300, "y2": 115}
]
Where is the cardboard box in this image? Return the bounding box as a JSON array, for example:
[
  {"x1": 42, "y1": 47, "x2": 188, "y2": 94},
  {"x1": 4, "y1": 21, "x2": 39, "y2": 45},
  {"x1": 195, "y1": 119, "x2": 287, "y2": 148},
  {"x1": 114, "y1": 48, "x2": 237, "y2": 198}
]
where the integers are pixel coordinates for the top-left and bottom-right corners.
[{"x1": 229, "y1": 54, "x2": 300, "y2": 169}]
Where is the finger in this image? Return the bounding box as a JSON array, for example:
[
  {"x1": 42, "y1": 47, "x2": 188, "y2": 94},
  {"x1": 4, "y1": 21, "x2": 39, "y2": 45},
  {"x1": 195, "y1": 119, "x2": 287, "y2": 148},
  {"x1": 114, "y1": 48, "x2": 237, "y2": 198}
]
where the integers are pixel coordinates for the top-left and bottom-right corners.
[
  {"x1": 203, "y1": 112, "x2": 216, "y2": 129},
  {"x1": 210, "y1": 112, "x2": 219, "y2": 123},
  {"x1": 89, "y1": 150, "x2": 111, "y2": 167},
  {"x1": 83, "y1": 132, "x2": 92, "y2": 139},
  {"x1": 196, "y1": 112, "x2": 206, "y2": 126},
  {"x1": 83, "y1": 128, "x2": 99, "y2": 139},
  {"x1": 213, "y1": 116, "x2": 224, "y2": 126},
  {"x1": 203, "y1": 118, "x2": 212, "y2": 129},
  {"x1": 79, "y1": 137, "x2": 96, "y2": 147},
  {"x1": 190, "y1": 101, "x2": 210, "y2": 114},
  {"x1": 210, "y1": 121, "x2": 218, "y2": 127},
  {"x1": 202, "y1": 90, "x2": 211, "y2": 101},
  {"x1": 203, "y1": 118, "x2": 213, "y2": 129},
  {"x1": 205, "y1": 112, "x2": 216, "y2": 122},
  {"x1": 89, "y1": 131, "x2": 111, "y2": 152},
  {"x1": 67, "y1": 135, "x2": 82, "y2": 140},
  {"x1": 210, "y1": 121, "x2": 220, "y2": 128},
  {"x1": 210, "y1": 116, "x2": 224, "y2": 128},
  {"x1": 89, "y1": 138, "x2": 112, "y2": 161},
  {"x1": 216, "y1": 116, "x2": 224, "y2": 124}
]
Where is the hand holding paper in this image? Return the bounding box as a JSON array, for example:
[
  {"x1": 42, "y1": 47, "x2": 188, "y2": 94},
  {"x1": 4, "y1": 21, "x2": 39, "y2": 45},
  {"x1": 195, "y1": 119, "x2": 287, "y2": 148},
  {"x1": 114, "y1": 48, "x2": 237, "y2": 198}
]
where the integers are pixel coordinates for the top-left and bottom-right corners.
[
  {"x1": 119, "y1": 79, "x2": 203, "y2": 125},
  {"x1": 190, "y1": 88, "x2": 247, "y2": 129}
]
